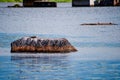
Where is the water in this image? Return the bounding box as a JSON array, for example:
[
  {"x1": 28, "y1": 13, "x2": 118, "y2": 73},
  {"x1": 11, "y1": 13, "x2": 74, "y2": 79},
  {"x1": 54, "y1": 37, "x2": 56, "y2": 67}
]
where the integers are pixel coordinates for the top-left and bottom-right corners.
[{"x1": 0, "y1": 3, "x2": 120, "y2": 80}]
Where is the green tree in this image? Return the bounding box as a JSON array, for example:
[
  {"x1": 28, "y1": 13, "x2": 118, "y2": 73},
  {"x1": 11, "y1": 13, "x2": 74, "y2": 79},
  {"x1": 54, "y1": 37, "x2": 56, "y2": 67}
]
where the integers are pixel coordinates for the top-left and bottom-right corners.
[{"x1": 15, "y1": 0, "x2": 22, "y2": 2}]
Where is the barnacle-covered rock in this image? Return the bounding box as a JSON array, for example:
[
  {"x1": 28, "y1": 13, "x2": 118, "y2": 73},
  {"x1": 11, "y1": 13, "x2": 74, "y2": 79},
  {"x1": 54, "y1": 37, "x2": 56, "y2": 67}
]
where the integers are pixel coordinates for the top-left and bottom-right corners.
[{"x1": 11, "y1": 36, "x2": 77, "y2": 53}]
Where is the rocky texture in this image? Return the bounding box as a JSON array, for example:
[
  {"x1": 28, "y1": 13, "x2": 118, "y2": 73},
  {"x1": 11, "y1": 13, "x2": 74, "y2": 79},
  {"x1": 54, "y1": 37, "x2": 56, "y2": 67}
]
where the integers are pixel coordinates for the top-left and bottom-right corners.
[
  {"x1": 81, "y1": 22, "x2": 117, "y2": 25},
  {"x1": 11, "y1": 36, "x2": 77, "y2": 53}
]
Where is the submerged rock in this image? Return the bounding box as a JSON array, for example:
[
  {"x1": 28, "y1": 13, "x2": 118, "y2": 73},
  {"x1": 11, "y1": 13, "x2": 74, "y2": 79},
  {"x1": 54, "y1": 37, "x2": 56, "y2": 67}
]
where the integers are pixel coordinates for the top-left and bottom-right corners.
[
  {"x1": 81, "y1": 22, "x2": 117, "y2": 25},
  {"x1": 11, "y1": 36, "x2": 77, "y2": 53}
]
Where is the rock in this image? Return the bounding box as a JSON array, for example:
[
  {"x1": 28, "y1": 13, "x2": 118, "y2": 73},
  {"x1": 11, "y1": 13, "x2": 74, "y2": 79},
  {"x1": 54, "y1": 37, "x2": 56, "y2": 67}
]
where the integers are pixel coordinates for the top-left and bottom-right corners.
[
  {"x1": 8, "y1": 4, "x2": 22, "y2": 8},
  {"x1": 11, "y1": 36, "x2": 77, "y2": 53},
  {"x1": 81, "y1": 22, "x2": 117, "y2": 25}
]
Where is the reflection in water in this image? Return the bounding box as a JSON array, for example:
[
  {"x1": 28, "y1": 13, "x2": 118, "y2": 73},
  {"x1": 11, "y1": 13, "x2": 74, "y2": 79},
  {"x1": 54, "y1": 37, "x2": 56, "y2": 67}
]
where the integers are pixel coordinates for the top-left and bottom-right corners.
[
  {"x1": 11, "y1": 54, "x2": 70, "y2": 80},
  {"x1": 0, "y1": 55, "x2": 120, "y2": 80}
]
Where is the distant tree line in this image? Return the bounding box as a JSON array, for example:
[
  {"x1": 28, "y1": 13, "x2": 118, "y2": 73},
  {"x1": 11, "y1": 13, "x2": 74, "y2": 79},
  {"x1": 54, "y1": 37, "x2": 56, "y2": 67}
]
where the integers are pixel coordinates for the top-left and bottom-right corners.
[
  {"x1": 0, "y1": 0, "x2": 72, "y2": 2},
  {"x1": 0, "y1": 0, "x2": 22, "y2": 2},
  {"x1": 50, "y1": 0, "x2": 71, "y2": 2}
]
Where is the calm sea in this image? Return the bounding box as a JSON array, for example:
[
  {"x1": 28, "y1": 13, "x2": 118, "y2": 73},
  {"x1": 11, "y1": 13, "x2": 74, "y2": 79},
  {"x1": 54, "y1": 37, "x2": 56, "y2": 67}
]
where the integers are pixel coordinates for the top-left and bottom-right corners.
[{"x1": 0, "y1": 3, "x2": 120, "y2": 80}]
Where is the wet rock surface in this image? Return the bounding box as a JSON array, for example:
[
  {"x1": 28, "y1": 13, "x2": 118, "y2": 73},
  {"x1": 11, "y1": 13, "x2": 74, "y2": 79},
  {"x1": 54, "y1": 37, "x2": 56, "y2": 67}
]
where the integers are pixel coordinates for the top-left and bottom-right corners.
[{"x1": 11, "y1": 36, "x2": 77, "y2": 53}]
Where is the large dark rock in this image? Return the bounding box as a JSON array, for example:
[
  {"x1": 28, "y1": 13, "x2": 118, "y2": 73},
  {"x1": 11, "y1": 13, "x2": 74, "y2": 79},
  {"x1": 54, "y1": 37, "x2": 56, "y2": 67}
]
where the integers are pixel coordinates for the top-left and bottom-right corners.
[{"x1": 11, "y1": 36, "x2": 77, "y2": 53}]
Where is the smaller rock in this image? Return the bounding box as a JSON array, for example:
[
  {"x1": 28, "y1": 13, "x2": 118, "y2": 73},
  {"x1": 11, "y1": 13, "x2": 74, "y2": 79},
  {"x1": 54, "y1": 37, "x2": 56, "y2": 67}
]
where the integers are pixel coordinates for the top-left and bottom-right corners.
[
  {"x1": 81, "y1": 22, "x2": 117, "y2": 25},
  {"x1": 8, "y1": 4, "x2": 22, "y2": 8}
]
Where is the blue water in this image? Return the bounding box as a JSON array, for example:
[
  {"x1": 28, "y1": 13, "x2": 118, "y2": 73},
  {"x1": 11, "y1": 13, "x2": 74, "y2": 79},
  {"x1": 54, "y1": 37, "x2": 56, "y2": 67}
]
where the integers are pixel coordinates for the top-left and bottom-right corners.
[
  {"x1": 0, "y1": 3, "x2": 120, "y2": 80},
  {"x1": 0, "y1": 56, "x2": 120, "y2": 80}
]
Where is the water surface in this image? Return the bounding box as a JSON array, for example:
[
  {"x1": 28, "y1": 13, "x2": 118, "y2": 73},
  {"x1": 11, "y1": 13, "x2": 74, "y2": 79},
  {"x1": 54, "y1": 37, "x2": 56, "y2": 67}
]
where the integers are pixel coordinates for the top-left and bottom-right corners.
[{"x1": 0, "y1": 3, "x2": 120, "y2": 80}]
